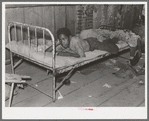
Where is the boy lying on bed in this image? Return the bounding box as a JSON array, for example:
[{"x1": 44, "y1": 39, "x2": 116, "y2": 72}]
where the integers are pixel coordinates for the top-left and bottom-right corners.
[
  {"x1": 45, "y1": 28, "x2": 119, "y2": 58},
  {"x1": 80, "y1": 28, "x2": 142, "y2": 66}
]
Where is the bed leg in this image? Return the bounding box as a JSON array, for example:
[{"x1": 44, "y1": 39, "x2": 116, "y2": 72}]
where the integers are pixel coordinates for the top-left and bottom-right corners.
[{"x1": 52, "y1": 74, "x2": 56, "y2": 102}]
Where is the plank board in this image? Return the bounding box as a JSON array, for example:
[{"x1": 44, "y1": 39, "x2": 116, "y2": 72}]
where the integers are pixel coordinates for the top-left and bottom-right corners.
[
  {"x1": 54, "y1": 6, "x2": 66, "y2": 38},
  {"x1": 5, "y1": 8, "x2": 24, "y2": 43},
  {"x1": 43, "y1": 6, "x2": 55, "y2": 39},
  {"x1": 138, "y1": 100, "x2": 145, "y2": 107},
  {"x1": 66, "y1": 6, "x2": 76, "y2": 36},
  {"x1": 44, "y1": 73, "x2": 128, "y2": 107},
  {"x1": 24, "y1": 7, "x2": 43, "y2": 26},
  {"x1": 24, "y1": 7, "x2": 43, "y2": 39},
  {"x1": 5, "y1": 8, "x2": 24, "y2": 60},
  {"x1": 100, "y1": 82, "x2": 145, "y2": 107},
  {"x1": 9, "y1": 60, "x2": 114, "y2": 107}
]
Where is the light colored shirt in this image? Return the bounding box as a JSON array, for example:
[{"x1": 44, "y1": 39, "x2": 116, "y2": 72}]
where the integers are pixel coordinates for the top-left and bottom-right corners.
[{"x1": 56, "y1": 36, "x2": 89, "y2": 57}]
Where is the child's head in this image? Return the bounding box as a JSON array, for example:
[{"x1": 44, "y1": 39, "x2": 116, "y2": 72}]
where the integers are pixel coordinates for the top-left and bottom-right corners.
[{"x1": 57, "y1": 28, "x2": 71, "y2": 48}]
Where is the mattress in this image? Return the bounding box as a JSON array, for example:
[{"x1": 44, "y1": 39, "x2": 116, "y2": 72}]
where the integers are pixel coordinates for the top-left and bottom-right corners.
[{"x1": 6, "y1": 40, "x2": 129, "y2": 73}]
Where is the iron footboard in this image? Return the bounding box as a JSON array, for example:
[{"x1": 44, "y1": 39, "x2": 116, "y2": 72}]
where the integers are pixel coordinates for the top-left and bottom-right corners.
[{"x1": 7, "y1": 21, "x2": 57, "y2": 105}]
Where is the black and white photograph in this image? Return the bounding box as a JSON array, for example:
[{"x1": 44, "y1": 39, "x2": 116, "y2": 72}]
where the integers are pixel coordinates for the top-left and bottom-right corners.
[{"x1": 2, "y1": 1, "x2": 147, "y2": 119}]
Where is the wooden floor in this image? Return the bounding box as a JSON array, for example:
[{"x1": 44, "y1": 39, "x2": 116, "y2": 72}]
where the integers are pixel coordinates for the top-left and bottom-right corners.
[{"x1": 5, "y1": 51, "x2": 145, "y2": 107}]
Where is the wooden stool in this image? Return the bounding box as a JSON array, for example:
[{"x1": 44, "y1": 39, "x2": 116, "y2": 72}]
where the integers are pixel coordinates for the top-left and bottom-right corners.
[{"x1": 5, "y1": 73, "x2": 31, "y2": 107}]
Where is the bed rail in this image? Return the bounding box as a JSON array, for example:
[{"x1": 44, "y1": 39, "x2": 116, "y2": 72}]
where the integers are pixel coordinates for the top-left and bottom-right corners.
[{"x1": 8, "y1": 21, "x2": 57, "y2": 102}]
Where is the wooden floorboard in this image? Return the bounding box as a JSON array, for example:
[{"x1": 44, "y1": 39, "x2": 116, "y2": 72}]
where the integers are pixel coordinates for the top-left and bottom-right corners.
[
  {"x1": 5, "y1": 51, "x2": 145, "y2": 107},
  {"x1": 137, "y1": 100, "x2": 145, "y2": 107},
  {"x1": 99, "y1": 79, "x2": 145, "y2": 107},
  {"x1": 44, "y1": 74, "x2": 137, "y2": 107},
  {"x1": 10, "y1": 66, "x2": 114, "y2": 107}
]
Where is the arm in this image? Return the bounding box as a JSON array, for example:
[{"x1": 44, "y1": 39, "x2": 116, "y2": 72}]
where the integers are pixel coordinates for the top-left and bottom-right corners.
[
  {"x1": 45, "y1": 41, "x2": 63, "y2": 52},
  {"x1": 57, "y1": 51, "x2": 80, "y2": 58},
  {"x1": 75, "y1": 45, "x2": 86, "y2": 57},
  {"x1": 45, "y1": 45, "x2": 54, "y2": 52},
  {"x1": 69, "y1": 36, "x2": 86, "y2": 57},
  {"x1": 74, "y1": 40, "x2": 86, "y2": 57},
  {"x1": 57, "y1": 37, "x2": 86, "y2": 58}
]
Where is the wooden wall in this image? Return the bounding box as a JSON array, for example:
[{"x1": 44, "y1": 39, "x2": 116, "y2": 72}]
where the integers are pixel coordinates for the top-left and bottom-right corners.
[
  {"x1": 5, "y1": 4, "x2": 143, "y2": 61},
  {"x1": 5, "y1": 5, "x2": 76, "y2": 60}
]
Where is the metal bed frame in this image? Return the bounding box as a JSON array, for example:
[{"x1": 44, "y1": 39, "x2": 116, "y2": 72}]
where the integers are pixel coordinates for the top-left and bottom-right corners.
[
  {"x1": 7, "y1": 21, "x2": 129, "y2": 106},
  {"x1": 8, "y1": 21, "x2": 57, "y2": 106}
]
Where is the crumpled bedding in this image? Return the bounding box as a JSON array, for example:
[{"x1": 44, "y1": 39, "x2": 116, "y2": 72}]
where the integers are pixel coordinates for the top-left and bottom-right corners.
[
  {"x1": 80, "y1": 29, "x2": 140, "y2": 47},
  {"x1": 6, "y1": 39, "x2": 129, "y2": 71}
]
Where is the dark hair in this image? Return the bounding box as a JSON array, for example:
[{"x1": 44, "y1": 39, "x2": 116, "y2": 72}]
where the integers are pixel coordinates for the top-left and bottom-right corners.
[{"x1": 57, "y1": 28, "x2": 71, "y2": 39}]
